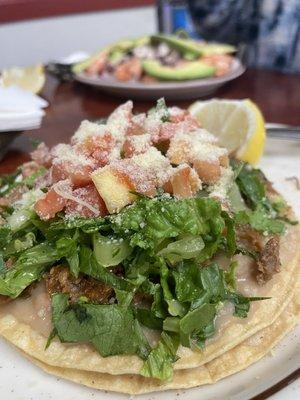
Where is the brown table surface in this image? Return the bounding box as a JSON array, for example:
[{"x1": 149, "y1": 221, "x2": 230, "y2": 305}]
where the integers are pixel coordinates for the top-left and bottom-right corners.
[{"x1": 1, "y1": 68, "x2": 299, "y2": 174}]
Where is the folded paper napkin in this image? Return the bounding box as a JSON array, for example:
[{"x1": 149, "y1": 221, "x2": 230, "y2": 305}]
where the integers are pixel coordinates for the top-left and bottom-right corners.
[{"x1": 0, "y1": 86, "x2": 48, "y2": 132}]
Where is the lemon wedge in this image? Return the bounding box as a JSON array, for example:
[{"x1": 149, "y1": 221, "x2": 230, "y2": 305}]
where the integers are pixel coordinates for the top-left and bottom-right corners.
[
  {"x1": 2, "y1": 64, "x2": 46, "y2": 94},
  {"x1": 189, "y1": 99, "x2": 266, "y2": 165}
]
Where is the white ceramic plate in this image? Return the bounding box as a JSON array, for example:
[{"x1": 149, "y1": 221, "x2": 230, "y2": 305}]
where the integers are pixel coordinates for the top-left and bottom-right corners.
[
  {"x1": 74, "y1": 58, "x2": 245, "y2": 100},
  {"x1": 0, "y1": 137, "x2": 299, "y2": 400}
]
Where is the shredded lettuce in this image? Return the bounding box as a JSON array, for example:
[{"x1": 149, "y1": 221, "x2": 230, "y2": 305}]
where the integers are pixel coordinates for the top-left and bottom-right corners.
[
  {"x1": 0, "y1": 242, "x2": 60, "y2": 297},
  {"x1": 0, "y1": 166, "x2": 292, "y2": 381},
  {"x1": 140, "y1": 332, "x2": 179, "y2": 381}
]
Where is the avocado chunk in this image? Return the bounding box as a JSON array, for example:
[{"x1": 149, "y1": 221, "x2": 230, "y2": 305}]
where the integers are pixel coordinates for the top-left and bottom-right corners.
[{"x1": 142, "y1": 60, "x2": 216, "y2": 81}]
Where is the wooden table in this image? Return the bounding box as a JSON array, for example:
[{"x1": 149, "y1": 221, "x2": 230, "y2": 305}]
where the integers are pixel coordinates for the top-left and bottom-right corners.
[{"x1": 1, "y1": 68, "x2": 299, "y2": 174}]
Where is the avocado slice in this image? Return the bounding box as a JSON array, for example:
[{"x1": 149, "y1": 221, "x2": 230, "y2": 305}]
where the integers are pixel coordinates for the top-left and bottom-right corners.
[
  {"x1": 142, "y1": 59, "x2": 216, "y2": 81},
  {"x1": 151, "y1": 34, "x2": 236, "y2": 58},
  {"x1": 197, "y1": 43, "x2": 236, "y2": 56},
  {"x1": 151, "y1": 34, "x2": 202, "y2": 58}
]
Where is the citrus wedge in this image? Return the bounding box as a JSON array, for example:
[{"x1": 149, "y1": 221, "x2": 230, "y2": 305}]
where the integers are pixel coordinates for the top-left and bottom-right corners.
[
  {"x1": 2, "y1": 64, "x2": 45, "y2": 94},
  {"x1": 189, "y1": 99, "x2": 266, "y2": 165}
]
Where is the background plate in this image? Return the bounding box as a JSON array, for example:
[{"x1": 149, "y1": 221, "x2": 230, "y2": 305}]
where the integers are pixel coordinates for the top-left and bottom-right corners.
[
  {"x1": 0, "y1": 137, "x2": 299, "y2": 400},
  {"x1": 75, "y1": 58, "x2": 245, "y2": 100}
]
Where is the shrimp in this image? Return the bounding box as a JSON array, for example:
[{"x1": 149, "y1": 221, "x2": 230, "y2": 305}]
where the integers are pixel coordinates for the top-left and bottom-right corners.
[{"x1": 114, "y1": 58, "x2": 142, "y2": 81}]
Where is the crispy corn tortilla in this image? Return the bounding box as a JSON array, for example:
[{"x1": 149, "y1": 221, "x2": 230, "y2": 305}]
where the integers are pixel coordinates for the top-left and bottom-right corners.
[
  {"x1": 0, "y1": 224, "x2": 299, "y2": 376},
  {"x1": 21, "y1": 293, "x2": 299, "y2": 394}
]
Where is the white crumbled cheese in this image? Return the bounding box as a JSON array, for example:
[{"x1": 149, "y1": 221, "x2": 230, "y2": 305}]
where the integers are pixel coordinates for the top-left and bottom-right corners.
[
  {"x1": 51, "y1": 143, "x2": 94, "y2": 167},
  {"x1": 131, "y1": 147, "x2": 172, "y2": 185},
  {"x1": 209, "y1": 167, "x2": 234, "y2": 201},
  {"x1": 130, "y1": 113, "x2": 146, "y2": 134},
  {"x1": 167, "y1": 130, "x2": 227, "y2": 164},
  {"x1": 191, "y1": 141, "x2": 227, "y2": 162},
  {"x1": 191, "y1": 128, "x2": 218, "y2": 144},
  {"x1": 106, "y1": 100, "x2": 133, "y2": 141},
  {"x1": 126, "y1": 134, "x2": 151, "y2": 154},
  {"x1": 72, "y1": 120, "x2": 107, "y2": 142},
  {"x1": 168, "y1": 106, "x2": 183, "y2": 117},
  {"x1": 108, "y1": 145, "x2": 122, "y2": 163}
]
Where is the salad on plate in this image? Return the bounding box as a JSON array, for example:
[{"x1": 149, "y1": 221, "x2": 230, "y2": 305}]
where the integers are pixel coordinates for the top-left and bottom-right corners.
[{"x1": 73, "y1": 34, "x2": 237, "y2": 82}]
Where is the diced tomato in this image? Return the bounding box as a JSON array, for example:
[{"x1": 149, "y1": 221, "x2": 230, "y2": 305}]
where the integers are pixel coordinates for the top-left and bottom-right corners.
[
  {"x1": 77, "y1": 133, "x2": 115, "y2": 167},
  {"x1": 155, "y1": 117, "x2": 200, "y2": 145},
  {"x1": 51, "y1": 162, "x2": 93, "y2": 187},
  {"x1": 219, "y1": 154, "x2": 229, "y2": 167},
  {"x1": 167, "y1": 136, "x2": 190, "y2": 165},
  {"x1": 122, "y1": 134, "x2": 151, "y2": 158},
  {"x1": 126, "y1": 113, "x2": 146, "y2": 136},
  {"x1": 193, "y1": 159, "x2": 221, "y2": 184},
  {"x1": 171, "y1": 165, "x2": 201, "y2": 199},
  {"x1": 169, "y1": 107, "x2": 189, "y2": 123},
  {"x1": 34, "y1": 188, "x2": 67, "y2": 220},
  {"x1": 30, "y1": 142, "x2": 52, "y2": 167},
  {"x1": 158, "y1": 122, "x2": 179, "y2": 143},
  {"x1": 163, "y1": 179, "x2": 173, "y2": 195},
  {"x1": 66, "y1": 184, "x2": 107, "y2": 218},
  {"x1": 114, "y1": 163, "x2": 156, "y2": 198}
]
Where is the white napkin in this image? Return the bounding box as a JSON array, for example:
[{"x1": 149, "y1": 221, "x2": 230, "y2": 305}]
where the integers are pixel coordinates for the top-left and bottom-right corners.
[{"x1": 0, "y1": 86, "x2": 48, "y2": 132}]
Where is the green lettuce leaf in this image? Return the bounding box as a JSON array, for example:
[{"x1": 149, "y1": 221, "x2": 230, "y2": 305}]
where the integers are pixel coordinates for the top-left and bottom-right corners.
[
  {"x1": 140, "y1": 332, "x2": 179, "y2": 381},
  {"x1": 0, "y1": 242, "x2": 60, "y2": 297},
  {"x1": 158, "y1": 235, "x2": 204, "y2": 265},
  {"x1": 56, "y1": 236, "x2": 80, "y2": 277},
  {"x1": 93, "y1": 233, "x2": 132, "y2": 267},
  {"x1": 236, "y1": 206, "x2": 285, "y2": 235},
  {"x1": 52, "y1": 293, "x2": 151, "y2": 359}
]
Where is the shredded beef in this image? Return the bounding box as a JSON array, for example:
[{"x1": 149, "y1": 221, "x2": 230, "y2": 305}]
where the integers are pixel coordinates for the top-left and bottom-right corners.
[
  {"x1": 45, "y1": 266, "x2": 114, "y2": 304},
  {"x1": 236, "y1": 224, "x2": 263, "y2": 252},
  {"x1": 256, "y1": 236, "x2": 281, "y2": 285}
]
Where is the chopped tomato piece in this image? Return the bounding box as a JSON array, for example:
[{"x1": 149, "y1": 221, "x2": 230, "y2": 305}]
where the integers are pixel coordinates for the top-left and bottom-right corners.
[
  {"x1": 51, "y1": 162, "x2": 93, "y2": 187},
  {"x1": 30, "y1": 142, "x2": 52, "y2": 167},
  {"x1": 219, "y1": 154, "x2": 229, "y2": 167},
  {"x1": 122, "y1": 134, "x2": 151, "y2": 158},
  {"x1": 127, "y1": 113, "x2": 146, "y2": 136},
  {"x1": 169, "y1": 107, "x2": 189, "y2": 123},
  {"x1": 77, "y1": 133, "x2": 115, "y2": 167},
  {"x1": 193, "y1": 159, "x2": 221, "y2": 184},
  {"x1": 171, "y1": 165, "x2": 201, "y2": 199},
  {"x1": 66, "y1": 184, "x2": 107, "y2": 218},
  {"x1": 34, "y1": 188, "x2": 67, "y2": 220}
]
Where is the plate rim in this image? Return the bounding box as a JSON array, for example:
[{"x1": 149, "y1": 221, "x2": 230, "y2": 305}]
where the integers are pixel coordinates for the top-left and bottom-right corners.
[
  {"x1": 249, "y1": 368, "x2": 300, "y2": 400},
  {"x1": 74, "y1": 57, "x2": 246, "y2": 91}
]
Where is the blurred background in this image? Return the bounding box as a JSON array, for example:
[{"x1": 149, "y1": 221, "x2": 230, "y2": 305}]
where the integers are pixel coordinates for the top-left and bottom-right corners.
[{"x1": 1, "y1": 0, "x2": 299, "y2": 72}]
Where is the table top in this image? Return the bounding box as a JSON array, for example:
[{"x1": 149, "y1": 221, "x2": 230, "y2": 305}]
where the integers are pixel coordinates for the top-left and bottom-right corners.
[{"x1": 1, "y1": 68, "x2": 299, "y2": 174}]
